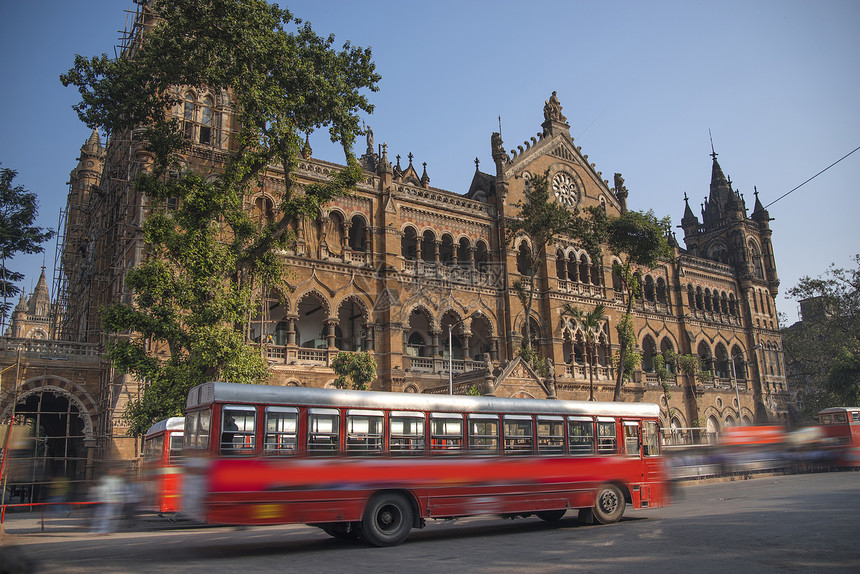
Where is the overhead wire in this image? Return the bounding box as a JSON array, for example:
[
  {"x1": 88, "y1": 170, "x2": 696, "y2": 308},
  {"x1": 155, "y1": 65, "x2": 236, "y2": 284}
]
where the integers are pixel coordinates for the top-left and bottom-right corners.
[{"x1": 764, "y1": 145, "x2": 860, "y2": 209}]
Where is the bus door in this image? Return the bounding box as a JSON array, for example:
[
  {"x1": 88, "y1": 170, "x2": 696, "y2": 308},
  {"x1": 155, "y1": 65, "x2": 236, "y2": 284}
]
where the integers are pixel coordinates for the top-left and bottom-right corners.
[
  {"x1": 623, "y1": 420, "x2": 661, "y2": 507},
  {"x1": 641, "y1": 420, "x2": 664, "y2": 506}
]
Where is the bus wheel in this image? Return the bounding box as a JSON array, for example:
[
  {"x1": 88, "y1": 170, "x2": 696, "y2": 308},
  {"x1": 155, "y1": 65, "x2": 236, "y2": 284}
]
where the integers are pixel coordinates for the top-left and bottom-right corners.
[
  {"x1": 360, "y1": 493, "x2": 413, "y2": 547},
  {"x1": 593, "y1": 484, "x2": 625, "y2": 525},
  {"x1": 536, "y1": 509, "x2": 566, "y2": 522}
]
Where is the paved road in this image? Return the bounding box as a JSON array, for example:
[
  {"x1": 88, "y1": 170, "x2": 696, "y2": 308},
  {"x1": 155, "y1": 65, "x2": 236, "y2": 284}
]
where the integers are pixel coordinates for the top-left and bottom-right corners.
[{"x1": 2, "y1": 471, "x2": 858, "y2": 573}]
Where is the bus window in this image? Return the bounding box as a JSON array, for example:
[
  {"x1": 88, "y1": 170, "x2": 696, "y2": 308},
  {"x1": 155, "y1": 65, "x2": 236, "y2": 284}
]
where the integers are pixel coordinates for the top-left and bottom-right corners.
[
  {"x1": 504, "y1": 415, "x2": 533, "y2": 455},
  {"x1": 430, "y1": 413, "x2": 463, "y2": 454},
  {"x1": 537, "y1": 416, "x2": 564, "y2": 454},
  {"x1": 184, "y1": 410, "x2": 211, "y2": 449},
  {"x1": 643, "y1": 421, "x2": 660, "y2": 457},
  {"x1": 168, "y1": 434, "x2": 184, "y2": 465},
  {"x1": 468, "y1": 415, "x2": 499, "y2": 454},
  {"x1": 264, "y1": 406, "x2": 298, "y2": 456},
  {"x1": 833, "y1": 413, "x2": 848, "y2": 424},
  {"x1": 853, "y1": 412, "x2": 860, "y2": 423},
  {"x1": 624, "y1": 422, "x2": 640, "y2": 457},
  {"x1": 597, "y1": 418, "x2": 617, "y2": 454},
  {"x1": 308, "y1": 408, "x2": 340, "y2": 455},
  {"x1": 222, "y1": 406, "x2": 256, "y2": 454},
  {"x1": 346, "y1": 410, "x2": 384, "y2": 455},
  {"x1": 569, "y1": 417, "x2": 595, "y2": 455},
  {"x1": 390, "y1": 412, "x2": 425, "y2": 455},
  {"x1": 144, "y1": 435, "x2": 164, "y2": 462}
]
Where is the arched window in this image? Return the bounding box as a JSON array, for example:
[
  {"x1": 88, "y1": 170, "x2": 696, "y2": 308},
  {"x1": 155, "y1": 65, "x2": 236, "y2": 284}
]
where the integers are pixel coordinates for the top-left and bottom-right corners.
[
  {"x1": 475, "y1": 240, "x2": 489, "y2": 272},
  {"x1": 714, "y1": 343, "x2": 729, "y2": 379},
  {"x1": 253, "y1": 196, "x2": 274, "y2": 224},
  {"x1": 729, "y1": 293, "x2": 737, "y2": 316},
  {"x1": 695, "y1": 287, "x2": 704, "y2": 310},
  {"x1": 612, "y1": 265, "x2": 623, "y2": 293},
  {"x1": 199, "y1": 96, "x2": 215, "y2": 145},
  {"x1": 720, "y1": 292, "x2": 729, "y2": 315},
  {"x1": 642, "y1": 335, "x2": 657, "y2": 373},
  {"x1": 556, "y1": 250, "x2": 566, "y2": 278},
  {"x1": 183, "y1": 93, "x2": 195, "y2": 140},
  {"x1": 687, "y1": 284, "x2": 695, "y2": 308},
  {"x1": 579, "y1": 254, "x2": 591, "y2": 284},
  {"x1": 349, "y1": 215, "x2": 367, "y2": 252},
  {"x1": 643, "y1": 276, "x2": 656, "y2": 302},
  {"x1": 517, "y1": 242, "x2": 533, "y2": 275},
  {"x1": 704, "y1": 289, "x2": 713, "y2": 312},
  {"x1": 401, "y1": 227, "x2": 418, "y2": 260},
  {"x1": 660, "y1": 338, "x2": 676, "y2": 374},
  {"x1": 457, "y1": 238, "x2": 471, "y2": 267},
  {"x1": 569, "y1": 253, "x2": 579, "y2": 282},
  {"x1": 656, "y1": 278, "x2": 667, "y2": 304},
  {"x1": 697, "y1": 341, "x2": 713, "y2": 374},
  {"x1": 421, "y1": 230, "x2": 437, "y2": 263},
  {"x1": 439, "y1": 234, "x2": 455, "y2": 266},
  {"x1": 731, "y1": 345, "x2": 746, "y2": 380}
]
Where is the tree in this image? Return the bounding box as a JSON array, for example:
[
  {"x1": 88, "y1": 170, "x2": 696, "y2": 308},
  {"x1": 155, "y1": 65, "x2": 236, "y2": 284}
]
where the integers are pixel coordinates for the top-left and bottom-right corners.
[
  {"x1": 783, "y1": 255, "x2": 860, "y2": 416},
  {"x1": 0, "y1": 166, "x2": 55, "y2": 329},
  {"x1": 562, "y1": 302, "x2": 606, "y2": 401},
  {"x1": 332, "y1": 351, "x2": 377, "y2": 390},
  {"x1": 62, "y1": 0, "x2": 379, "y2": 436},
  {"x1": 606, "y1": 209, "x2": 674, "y2": 401},
  {"x1": 507, "y1": 170, "x2": 606, "y2": 362}
]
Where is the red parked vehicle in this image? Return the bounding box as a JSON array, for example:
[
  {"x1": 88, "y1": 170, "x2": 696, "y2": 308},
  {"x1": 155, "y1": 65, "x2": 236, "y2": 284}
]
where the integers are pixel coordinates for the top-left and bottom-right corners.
[
  {"x1": 817, "y1": 407, "x2": 860, "y2": 467},
  {"x1": 181, "y1": 382, "x2": 670, "y2": 546},
  {"x1": 142, "y1": 417, "x2": 185, "y2": 515}
]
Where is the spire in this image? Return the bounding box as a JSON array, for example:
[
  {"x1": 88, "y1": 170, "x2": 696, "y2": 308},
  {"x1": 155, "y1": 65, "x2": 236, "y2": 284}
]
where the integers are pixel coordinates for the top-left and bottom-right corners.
[
  {"x1": 420, "y1": 162, "x2": 430, "y2": 188},
  {"x1": 751, "y1": 186, "x2": 770, "y2": 223}
]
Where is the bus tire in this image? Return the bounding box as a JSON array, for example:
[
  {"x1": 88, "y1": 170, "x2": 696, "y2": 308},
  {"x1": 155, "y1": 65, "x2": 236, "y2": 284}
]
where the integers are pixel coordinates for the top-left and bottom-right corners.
[
  {"x1": 536, "y1": 509, "x2": 567, "y2": 522},
  {"x1": 592, "y1": 484, "x2": 625, "y2": 525},
  {"x1": 359, "y1": 493, "x2": 413, "y2": 547}
]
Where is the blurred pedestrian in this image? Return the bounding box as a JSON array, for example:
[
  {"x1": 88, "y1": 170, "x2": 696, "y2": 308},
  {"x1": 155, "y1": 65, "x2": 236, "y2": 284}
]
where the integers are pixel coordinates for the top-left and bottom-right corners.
[{"x1": 91, "y1": 467, "x2": 125, "y2": 535}]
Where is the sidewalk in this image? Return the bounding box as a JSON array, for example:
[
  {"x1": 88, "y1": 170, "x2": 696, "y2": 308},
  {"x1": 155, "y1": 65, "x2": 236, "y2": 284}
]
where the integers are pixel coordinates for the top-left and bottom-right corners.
[{"x1": 1, "y1": 507, "x2": 178, "y2": 537}]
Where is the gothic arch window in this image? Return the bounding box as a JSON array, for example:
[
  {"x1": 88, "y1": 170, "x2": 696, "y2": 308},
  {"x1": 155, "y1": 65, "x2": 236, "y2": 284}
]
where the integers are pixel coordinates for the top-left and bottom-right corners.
[
  {"x1": 765, "y1": 293, "x2": 772, "y2": 316},
  {"x1": 517, "y1": 241, "x2": 533, "y2": 275},
  {"x1": 579, "y1": 254, "x2": 591, "y2": 284},
  {"x1": 591, "y1": 260, "x2": 602, "y2": 287},
  {"x1": 348, "y1": 215, "x2": 367, "y2": 252},
  {"x1": 569, "y1": 252, "x2": 579, "y2": 282},
  {"x1": 695, "y1": 286, "x2": 704, "y2": 310},
  {"x1": 441, "y1": 311, "x2": 466, "y2": 359},
  {"x1": 475, "y1": 240, "x2": 489, "y2": 272},
  {"x1": 183, "y1": 92, "x2": 195, "y2": 140},
  {"x1": 748, "y1": 240, "x2": 765, "y2": 279},
  {"x1": 335, "y1": 297, "x2": 368, "y2": 352},
  {"x1": 599, "y1": 195, "x2": 607, "y2": 213},
  {"x1": 642, "y1": 335, "x2": 657, "y2": 373},
  {"x1": 521, "y1": 316, "x2": 542, "y2": 349},
  {"x1": 253, "y1": 196, "x2": 274, "y2": 224},
  {"x1": 612, "y1": 264, "x2": 623, "y2": 293},
  {"x1": 457, "y1": 237, "x2": 471, "y2": 267},
  {"x1": 572, "y1": 331, "x2": 585, "y2": 364},
  {"x1": 440, "y1": 234, "x2": 455, "y2": 266},
  {"x1": 697, "y1": 341, "x2": 713, "y2": 374},
  {"x1": 714, "y1": 343, "x2": 729, "y2": 379},
  {"x1": 556, "y1": 249, "x2": 566, "y2": 278},
  {"x1": 406, "y1": 308, "x2": 433, "y2": 358},
  {"x1": 729, "y1": 293, "x2": 737, "y2": 316},
  {"x1": 421, "y1": 230, "x2": 437, "y2": 263},
  {"x1": 656, "y1": 278, "x2": 667, "y2": 305},
  {"x1": 720, "y1": 292, "x2": 729, "y2": 315},
  {"x1": 660, "y1": 338, "x2": 676, "y2": 374},
  {"x1": 687, "y1": 284, "x2": 695, "y2": 308},
  {"x1": 295, "y1": 292, "x2": 328, "y2": 349},
  {"x1": 401, "y1": 226, "x2": 418, "y2": 260},
  {"x1": 643, "y1": 276, "x2": 656, "y2": 302},
  {"x1": 731, "y1": 344, "x2": 746, "y2": 380},
  {"x1": 752, "y1": 291, "x2": 759, "y2": 313},
  {"x1": 704, "y1": 288, "x2": 713, "y2": 312},
  {"x1": 469, "y1": 314, "x2": 494, "y2": 361},
  {"x1": 199, "y1": 96, "x2": 215, "y2": 145}
]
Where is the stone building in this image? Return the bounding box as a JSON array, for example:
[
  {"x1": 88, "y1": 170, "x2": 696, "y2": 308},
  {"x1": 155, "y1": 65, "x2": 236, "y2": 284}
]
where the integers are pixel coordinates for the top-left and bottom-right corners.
[{"x1": 2, "y1": 9, "x2": 790, "y2": 485}]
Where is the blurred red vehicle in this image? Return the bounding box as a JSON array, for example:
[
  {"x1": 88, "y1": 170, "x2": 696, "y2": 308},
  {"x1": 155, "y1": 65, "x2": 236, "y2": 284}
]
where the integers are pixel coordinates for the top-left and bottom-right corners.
[
  {"x1": 142, "y1": 417, "x2": 185, "y2": 515},
  {"x1": 180, "y1": 382, "x2": 670, "y2": 546}
]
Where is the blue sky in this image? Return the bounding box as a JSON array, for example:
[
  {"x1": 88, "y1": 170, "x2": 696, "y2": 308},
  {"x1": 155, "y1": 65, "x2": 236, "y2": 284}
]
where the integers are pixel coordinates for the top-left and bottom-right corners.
[{"x1": 1, "y1": 0, "x2": 858, "y2": 325}]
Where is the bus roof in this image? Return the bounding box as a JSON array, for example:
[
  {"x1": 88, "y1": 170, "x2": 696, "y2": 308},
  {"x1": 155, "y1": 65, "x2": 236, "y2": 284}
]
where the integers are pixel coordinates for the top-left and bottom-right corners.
[
  {"x1": 186, "y1": 382, "x2": 661, "y2": 419},
  {"x1": 145, "y1": 416, "x2": 185, "y2": 437},
  {"x1": 818, "y1": 407, "x2": 860, "y2": 414}
]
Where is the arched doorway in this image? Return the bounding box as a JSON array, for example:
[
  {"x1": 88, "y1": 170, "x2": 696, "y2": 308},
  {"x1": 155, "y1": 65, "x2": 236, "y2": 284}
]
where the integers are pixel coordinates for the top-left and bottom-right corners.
[{"x1": 2, "y1": 385, "x2": 92, "y2": 502}]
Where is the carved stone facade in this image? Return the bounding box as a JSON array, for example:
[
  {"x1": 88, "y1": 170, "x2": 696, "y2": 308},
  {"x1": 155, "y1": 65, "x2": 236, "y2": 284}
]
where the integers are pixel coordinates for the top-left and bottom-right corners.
[{"x1": 1, "y1": 90, "x2": 791, "y2": 482}]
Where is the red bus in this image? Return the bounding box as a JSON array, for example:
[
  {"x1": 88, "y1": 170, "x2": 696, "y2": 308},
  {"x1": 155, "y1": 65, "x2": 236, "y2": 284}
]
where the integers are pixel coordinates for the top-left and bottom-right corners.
[
  {"x1": 142, "y1": 417, "x2": 185, "y2": 515},
  {"x1": 181, "y1": 382, "x2": 669, "y2": 546},
  {"x1": 817, "y1": 407, "x2": 860, "y2": 467}
]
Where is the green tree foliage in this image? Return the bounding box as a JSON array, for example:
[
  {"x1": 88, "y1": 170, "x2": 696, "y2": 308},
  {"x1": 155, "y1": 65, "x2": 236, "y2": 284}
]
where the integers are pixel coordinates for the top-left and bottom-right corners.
[
  {"x1": 507, "y1": 170, "x2": 606, "y2": 351},
  {"x1": 332, "y1": 351, "x2": 377, "y2": 390},
  {"x1": 606, "y1": 209, "x2": 674, "y2": 400},
  {"x1": 562, "y1": 302, "x2": 605, "y2": 401},
  {"x1": 783, "y1": 255, "x2": 860, "y2": 416},
  {"x1": 0, "y1": 166, "x2": 55, "y2": 327},
  {"x1": 61, "y1": 0, "x2": 379, "y2": 436}
]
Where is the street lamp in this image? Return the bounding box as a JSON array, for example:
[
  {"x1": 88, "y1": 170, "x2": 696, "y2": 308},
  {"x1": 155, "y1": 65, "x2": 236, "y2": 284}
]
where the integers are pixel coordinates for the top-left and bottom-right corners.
[
  {"x1": 729, "y1": 343, "x2": 762, "y2": 424},
  {"x1": 447, "y1": 315, "x2": 472, "y2": 395}
]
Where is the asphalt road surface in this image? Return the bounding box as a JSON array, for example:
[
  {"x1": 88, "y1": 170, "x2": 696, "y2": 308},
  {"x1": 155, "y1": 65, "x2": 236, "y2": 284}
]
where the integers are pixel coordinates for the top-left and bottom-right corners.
[{"x1": 2, "y1": 471, "x2": 858, "y2": 573}]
